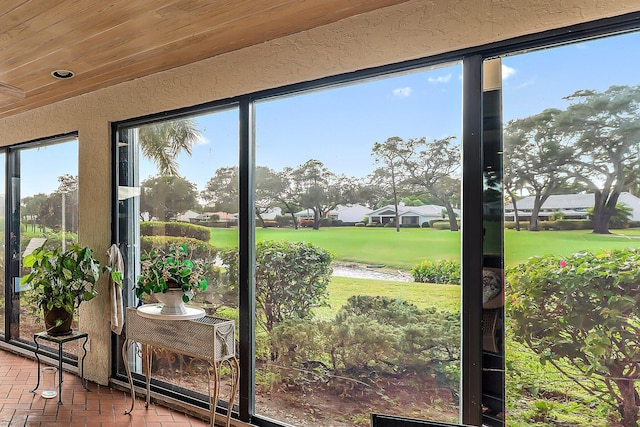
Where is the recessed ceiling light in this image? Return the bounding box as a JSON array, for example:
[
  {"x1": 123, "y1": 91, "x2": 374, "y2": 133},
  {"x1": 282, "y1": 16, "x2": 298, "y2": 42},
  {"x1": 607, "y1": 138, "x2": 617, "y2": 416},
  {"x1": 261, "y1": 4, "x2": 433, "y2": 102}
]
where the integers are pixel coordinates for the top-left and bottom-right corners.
[{"x1": 51, "y1": 70, "x2": 74, "y2": 79}]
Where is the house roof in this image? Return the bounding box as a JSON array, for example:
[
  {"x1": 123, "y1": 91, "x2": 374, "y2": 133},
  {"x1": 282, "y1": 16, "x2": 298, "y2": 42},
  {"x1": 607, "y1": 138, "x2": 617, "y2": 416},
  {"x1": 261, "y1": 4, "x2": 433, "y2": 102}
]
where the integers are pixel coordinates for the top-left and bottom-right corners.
[
  {"x1": 505, "y1": 192, "x2": 640, "y2": 211},
  {"x1": 368, "y1": 204, "x2": 448, "y2": 217}
]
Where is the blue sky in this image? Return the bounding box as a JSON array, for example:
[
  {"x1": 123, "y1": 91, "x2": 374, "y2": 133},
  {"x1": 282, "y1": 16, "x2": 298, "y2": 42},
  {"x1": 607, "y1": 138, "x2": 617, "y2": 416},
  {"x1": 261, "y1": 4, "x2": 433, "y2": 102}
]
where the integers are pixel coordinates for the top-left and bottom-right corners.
[{"x1": 20, "y1": 30, "x2": 640, "y2": 197}]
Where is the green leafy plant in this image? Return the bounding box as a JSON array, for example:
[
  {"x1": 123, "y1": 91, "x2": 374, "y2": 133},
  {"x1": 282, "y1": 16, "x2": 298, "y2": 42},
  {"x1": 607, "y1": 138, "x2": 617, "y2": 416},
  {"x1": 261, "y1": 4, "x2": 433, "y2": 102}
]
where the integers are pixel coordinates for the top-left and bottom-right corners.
[
  {"x1": 21, "y1": 241, "x2": 119, "y2": 325},
  {"x1": 507, "y1": 248, "x2": 640, "y2": 427},
  {"x1": 135, "y1": 242, "x2": 209, "y2": 303}
]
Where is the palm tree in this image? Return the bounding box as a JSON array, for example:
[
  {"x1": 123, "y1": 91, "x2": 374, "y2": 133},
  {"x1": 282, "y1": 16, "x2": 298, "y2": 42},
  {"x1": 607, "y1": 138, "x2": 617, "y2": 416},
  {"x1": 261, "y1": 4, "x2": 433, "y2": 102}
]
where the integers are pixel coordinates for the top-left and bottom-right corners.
[{"x1": 138, "y1": 119, "x2": 201, "y2": 176}]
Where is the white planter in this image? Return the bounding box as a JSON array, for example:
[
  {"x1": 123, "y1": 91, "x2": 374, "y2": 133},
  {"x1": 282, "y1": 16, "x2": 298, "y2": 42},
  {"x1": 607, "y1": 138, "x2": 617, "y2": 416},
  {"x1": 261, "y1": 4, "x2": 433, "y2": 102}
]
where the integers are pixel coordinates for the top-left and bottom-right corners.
[{"x1": 154, "y1": 289, "x2": 188, "y2": 315}]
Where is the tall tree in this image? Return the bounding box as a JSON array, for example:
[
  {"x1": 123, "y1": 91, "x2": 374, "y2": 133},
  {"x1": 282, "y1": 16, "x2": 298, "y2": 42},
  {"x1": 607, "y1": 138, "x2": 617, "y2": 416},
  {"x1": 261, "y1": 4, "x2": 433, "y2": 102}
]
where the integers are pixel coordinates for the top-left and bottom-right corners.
[
  {"x1": 255, "y1": 166, "x2": 282, "y2": 227},
  {"x1": 557, "y1": 85, "x2": 640, "y2": 234},
  {"x1": 358, "y1": 168, "x2": 394, "y2": 210},
  {"x1": 140, "y1": 175, "x2": 198, "y2": 221},
  {"x1": 22, "y1": 193, "x2": 48, "y2": 232},
  {"x1": 401, "y1": 137, "x2": 461, "y2": 231},
  {"x1": 138, "y1": 118, "x2": 201, "y2": 176},
  {"x1": 503, "y1": 109, "x2": 573, "y2": 231},
  {"x1": 291, "y1": 160, "x2": 357, "y2": 230},
  {"x1": 201, "y1": 167, "x2": 239, "y2": 214},
  {"x1": 372, "y1": 137, "x2": 411, "y2": 232}
]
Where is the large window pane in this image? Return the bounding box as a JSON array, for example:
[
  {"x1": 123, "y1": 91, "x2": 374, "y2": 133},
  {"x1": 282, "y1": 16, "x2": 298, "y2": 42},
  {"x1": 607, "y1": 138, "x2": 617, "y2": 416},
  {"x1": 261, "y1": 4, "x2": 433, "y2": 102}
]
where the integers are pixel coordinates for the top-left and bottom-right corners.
[
  {"x1": 254, "y1": 64, "x2": 463, "y2": 426},
  {"x1": 503, "y1": 31, "x2": 640, "y2": 427},
  {"x1": 116, "y1": 107, "x2": 240, "y2": 408},
  {"x1": 15, "y1": 139, "x2": 80, "y2": 354}
]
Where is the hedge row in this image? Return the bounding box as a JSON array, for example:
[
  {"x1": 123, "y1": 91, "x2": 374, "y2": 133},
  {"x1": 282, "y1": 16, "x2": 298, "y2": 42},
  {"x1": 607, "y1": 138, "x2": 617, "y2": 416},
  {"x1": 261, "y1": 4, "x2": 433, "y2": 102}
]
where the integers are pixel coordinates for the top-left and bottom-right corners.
[
  {"x1": 140, "y1": 221, "x2": 210, "y2": 242},
  {"x1": 140, "y1": 235, "x2": 217, "y2": 259},
  {"x1": 411, "y1": 259, "x2": 461, "y2": 284}
]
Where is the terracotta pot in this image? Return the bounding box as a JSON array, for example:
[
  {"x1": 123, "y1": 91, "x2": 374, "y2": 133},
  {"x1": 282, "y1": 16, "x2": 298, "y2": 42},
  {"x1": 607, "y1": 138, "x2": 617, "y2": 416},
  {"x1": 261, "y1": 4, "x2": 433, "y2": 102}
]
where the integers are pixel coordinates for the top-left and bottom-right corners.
[{"x1": 44, "y1": 307, "x2": 73, "y2": 336}]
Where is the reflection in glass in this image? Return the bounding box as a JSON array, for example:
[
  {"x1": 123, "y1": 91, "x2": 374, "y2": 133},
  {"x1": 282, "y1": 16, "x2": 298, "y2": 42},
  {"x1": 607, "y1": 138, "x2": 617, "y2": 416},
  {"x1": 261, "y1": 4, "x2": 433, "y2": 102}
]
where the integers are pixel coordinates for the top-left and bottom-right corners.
[{"x1": 503, "y1": 31, "x2": 640, "y2": 427}]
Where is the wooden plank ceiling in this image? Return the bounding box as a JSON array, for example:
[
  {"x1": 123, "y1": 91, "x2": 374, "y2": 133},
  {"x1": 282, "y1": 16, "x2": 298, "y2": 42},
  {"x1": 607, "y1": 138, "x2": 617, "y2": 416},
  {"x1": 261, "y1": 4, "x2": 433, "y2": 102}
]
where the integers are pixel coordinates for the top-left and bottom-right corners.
[{"x1": 0, "y1": 0, "x2": 407, "y2": 119}]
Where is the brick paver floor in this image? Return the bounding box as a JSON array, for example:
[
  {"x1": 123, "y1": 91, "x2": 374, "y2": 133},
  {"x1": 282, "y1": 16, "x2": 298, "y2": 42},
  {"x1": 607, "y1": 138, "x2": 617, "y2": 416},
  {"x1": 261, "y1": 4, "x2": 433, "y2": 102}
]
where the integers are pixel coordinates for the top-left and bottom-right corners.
[{"x1": 0, "y1": 349, "x2": 210, "y2": 427}]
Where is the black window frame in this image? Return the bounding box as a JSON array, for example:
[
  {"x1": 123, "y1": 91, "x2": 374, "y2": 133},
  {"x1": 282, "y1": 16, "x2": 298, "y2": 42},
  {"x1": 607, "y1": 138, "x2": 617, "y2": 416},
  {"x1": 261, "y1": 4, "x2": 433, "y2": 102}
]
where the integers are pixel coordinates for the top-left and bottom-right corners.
[{"x1": 110, "y1": 11, "x2": 640, "y2": 427}]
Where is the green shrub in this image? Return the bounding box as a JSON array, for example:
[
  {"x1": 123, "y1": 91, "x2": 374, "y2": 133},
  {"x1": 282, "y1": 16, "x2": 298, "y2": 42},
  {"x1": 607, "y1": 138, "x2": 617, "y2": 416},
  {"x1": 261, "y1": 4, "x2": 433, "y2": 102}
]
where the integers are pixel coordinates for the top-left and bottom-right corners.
[
  {"x1": 421, "y1": 221, "x2": 430, "y2": 228},
  {"x1": 265, "y1": 296, "x2": 461, "y2": 397},
  {"x1": 274, "y1": 215, "x2": 292, "y2": 227},
  {"x1": 365, "y1": 223, "x2": 382, "y2": 227},
  {"x1": 400, "y1": 224, "x2": 420, "y2": 228},
  {"x1": 140, "y1": 221, "x2": 210, "y2": 242},
  {"x1": 507, "y1": 248, "x2": 640, "y2": 427},
  {"x1": 430, "y1": 220, "x2": 458, "y2": 230},
  {"x1": 411, "y1": 259, "x2": 461, "y2": 284},
  {"x1": 219, "y1": 240, "x2": 332, "y2": 333},
  {"x1": 354, "y1": 222, "x2": 366, "y2": 227}
]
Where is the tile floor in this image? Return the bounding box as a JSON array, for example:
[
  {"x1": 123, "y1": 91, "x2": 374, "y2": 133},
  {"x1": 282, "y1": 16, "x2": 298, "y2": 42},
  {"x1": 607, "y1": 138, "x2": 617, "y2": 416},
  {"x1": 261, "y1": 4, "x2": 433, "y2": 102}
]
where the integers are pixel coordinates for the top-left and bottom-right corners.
[{"x1": 0, "y1": 349, "x2": 210, "y2": 427}]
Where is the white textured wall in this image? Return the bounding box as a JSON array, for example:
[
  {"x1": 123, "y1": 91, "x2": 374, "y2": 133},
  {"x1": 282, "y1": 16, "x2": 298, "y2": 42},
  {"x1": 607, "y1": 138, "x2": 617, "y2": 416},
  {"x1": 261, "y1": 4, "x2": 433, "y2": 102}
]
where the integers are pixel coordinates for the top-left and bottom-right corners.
[{"x1": 0, "y1": 0, "x2": 638, "y2": 384}]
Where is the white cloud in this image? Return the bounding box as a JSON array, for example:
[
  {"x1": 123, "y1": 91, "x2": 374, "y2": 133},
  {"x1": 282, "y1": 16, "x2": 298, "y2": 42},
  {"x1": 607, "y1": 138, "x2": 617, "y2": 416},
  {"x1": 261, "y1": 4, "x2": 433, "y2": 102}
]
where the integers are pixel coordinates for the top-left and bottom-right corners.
[
  {"x1": 392, "y1": 87, "x2": 412, "y2": 97},
  {"x1": 515, "y1": 78, "x2": 535, "y2": 90},
  {"x1": 502, "y1": 64, "x2": 516, "y2": 80},
  {"x1": 195, "y1": 134, "x2": 210, "y2": 145},
  {"x1": 427, "y1": 74, "x2": 452, "y2": 84}
]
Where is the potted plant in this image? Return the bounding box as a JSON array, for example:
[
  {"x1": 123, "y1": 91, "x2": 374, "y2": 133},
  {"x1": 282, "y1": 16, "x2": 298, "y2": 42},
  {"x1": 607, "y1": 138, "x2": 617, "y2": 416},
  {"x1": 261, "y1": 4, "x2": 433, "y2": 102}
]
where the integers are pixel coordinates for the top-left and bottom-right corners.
[
  {"x1": 20, "y1": 241, "x2": 121, "y2": 336},
  {"x1": 135, "y1": 242, "x2": 209, "y2": 315}
]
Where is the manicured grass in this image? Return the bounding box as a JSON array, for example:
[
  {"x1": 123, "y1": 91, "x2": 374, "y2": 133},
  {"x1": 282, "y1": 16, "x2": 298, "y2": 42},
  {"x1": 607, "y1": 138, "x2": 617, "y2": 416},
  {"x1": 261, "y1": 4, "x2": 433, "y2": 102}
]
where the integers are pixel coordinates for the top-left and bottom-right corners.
[
  {"x1": 315, "y1": 276, "x2": 461, "y2": 320},
  {"x1": 209, "y1": 226, "x2": 640, "y2": 269}
]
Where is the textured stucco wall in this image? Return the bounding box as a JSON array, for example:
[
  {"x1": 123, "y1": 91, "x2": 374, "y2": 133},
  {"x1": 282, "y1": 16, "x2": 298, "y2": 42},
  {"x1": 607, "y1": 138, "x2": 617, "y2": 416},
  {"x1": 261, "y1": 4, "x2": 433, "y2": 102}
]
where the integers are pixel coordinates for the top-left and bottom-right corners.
[{"x1": 0, "y1": 0, "x2": 638, "y2": 384}]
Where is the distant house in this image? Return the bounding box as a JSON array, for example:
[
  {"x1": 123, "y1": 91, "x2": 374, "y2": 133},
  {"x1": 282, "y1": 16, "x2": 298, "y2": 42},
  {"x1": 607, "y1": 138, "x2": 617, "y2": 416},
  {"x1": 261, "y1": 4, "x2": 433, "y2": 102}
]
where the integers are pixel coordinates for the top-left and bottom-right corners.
[
  {"x1": 367, "y1": 203, "x2": 454, "y2": 226},
  {"x1": 258, "y1": 207, "x2": 282, "y2": 220},
  {"x1": 504, "y1": 192, "x2": 640, "y2": 221},
  {"x1": 294, "y1": 204, "x2": 370, "y2": 223},
  {"x1": 174, "y1": 210, "x2": 199, "y2": 223},
  {"x1": 191, "y1": 211, "x2": 236, "y2": 224},
  {"x1": 329, "y1": 204, "x2": 370, "y2": 223}
]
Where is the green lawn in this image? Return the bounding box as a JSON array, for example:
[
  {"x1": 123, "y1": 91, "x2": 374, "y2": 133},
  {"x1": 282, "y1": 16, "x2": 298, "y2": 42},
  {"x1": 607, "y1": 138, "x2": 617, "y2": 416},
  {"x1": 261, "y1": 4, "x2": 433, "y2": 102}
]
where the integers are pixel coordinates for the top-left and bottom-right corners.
[
  {"x1": 315, "y1": 276, "x2": 461, "y2": 320},
  {"x1": 209, "y1": 226, "x2": 640, "y2": 269}
]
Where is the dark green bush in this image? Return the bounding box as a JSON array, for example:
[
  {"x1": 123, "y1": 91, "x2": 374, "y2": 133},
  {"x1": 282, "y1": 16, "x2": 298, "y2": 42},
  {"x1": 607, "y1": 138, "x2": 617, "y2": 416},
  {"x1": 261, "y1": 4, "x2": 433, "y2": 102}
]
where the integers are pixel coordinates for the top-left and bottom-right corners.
[
  {"x1": 421, "y1": 221, "x2": 430, "y2": 228},
  {"x1": 546, "y1": 219, "x2": 593, "y2": 230},
  {"x1": 430, "y1": 220, "x2": 459, "y2": 230},
  {"x1": 411, "y1": 259, "x2": 461, "y2": 284},
  {"x1": 219, "y1": 240, "x2": 332, "y2": 333},
  {"x1": 275, "y1": 215, "x2": 292, "y2": 227},
  {"x1": 400, "y1": 224, "x2": 420, "y2": 228},
  {"x1": 505, "y1": 221, "x2": 530, "y2": 230},
  {"x1": 267, "y1": 295, "x2": 461, "y2": 396},
  {"x1": 140, "y1": 221, "x2": 210, "y2": 242}
]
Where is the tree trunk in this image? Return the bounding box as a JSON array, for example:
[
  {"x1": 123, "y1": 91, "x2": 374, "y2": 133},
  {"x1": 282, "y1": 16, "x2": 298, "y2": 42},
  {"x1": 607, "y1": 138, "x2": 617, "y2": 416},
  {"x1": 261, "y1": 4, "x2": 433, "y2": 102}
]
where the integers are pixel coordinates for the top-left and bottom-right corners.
[
  {"x1": 256, "y1": 212, "x2": 266, "y2": 228},
  {"x1": 313, "y1": 208, "x2": 320, "y2": 230},
  {"x1": 506, "y1": 189, "x2": 521, "y2": 231},
  {"x1": 614, "y1": 377, "x2": 640, "y2": 427},
  {"x1": 443, "y1": 201, "x2": 459, "y2": 231},
  {"x1": 529, "y1": 199, "x2": 541, "y2": 231},
  {"x1": 391, "y1": 169, "x2": 400, "y2": 232},
  {"x1": 591, "y1": 191, "x2": 617, "y2": 234}
]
